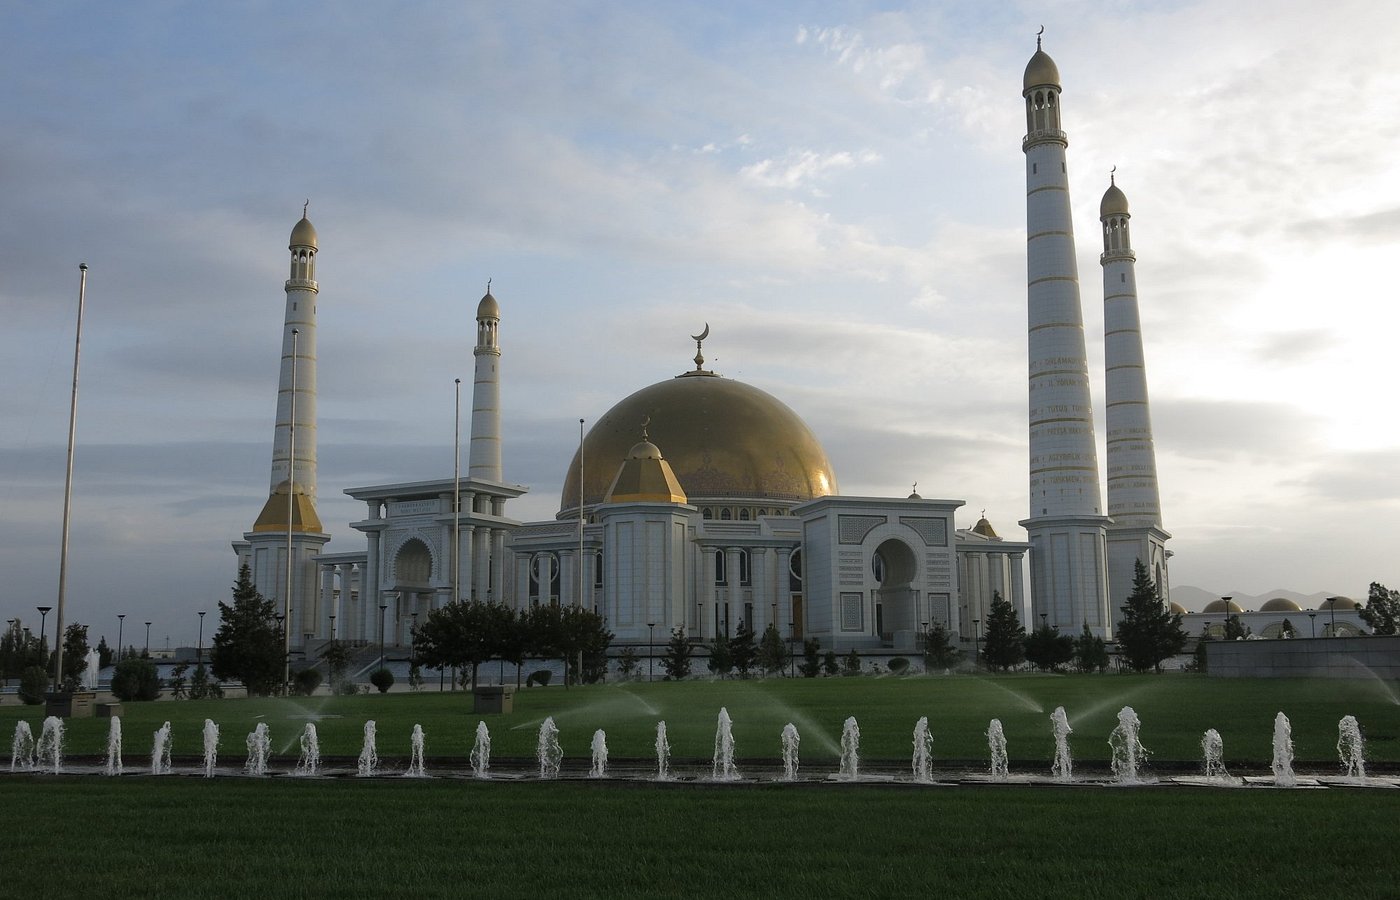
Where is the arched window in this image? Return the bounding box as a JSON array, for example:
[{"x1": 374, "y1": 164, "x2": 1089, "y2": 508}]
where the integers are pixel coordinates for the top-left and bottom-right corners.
[
  {"x1": 789, "y1": 549, "x2": 803, "y2": 592},
  {"x1": 714, "y1": 551, "x2": 726, "y2": 584},
  {"x1": 739, "y1": 549, "x2": 751, "y2": 586},
  {"x1": 595, "y1": 551, "x2": 604, "y2": 588},
  {"x1": 739, "y1": 508, "x2": 751, "y2": 521},
  {"x1": 702, "y1": 508, "x2": 713, "y2": 520},
  {"x1": 720, "y1": 508, "x2": 732, "y2": 520}
]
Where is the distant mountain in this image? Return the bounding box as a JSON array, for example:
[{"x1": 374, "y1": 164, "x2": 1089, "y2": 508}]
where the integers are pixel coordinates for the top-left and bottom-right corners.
[{"x1": 1171, "y1": 585, "x2": 1351, "y2": 613}]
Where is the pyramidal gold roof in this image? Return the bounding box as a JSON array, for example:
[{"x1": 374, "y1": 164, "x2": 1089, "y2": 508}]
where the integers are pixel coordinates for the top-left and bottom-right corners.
[
  {"x1": 252, "y1": 481, "x2": 323, "y2": 533},
  {"x1": 604, "y1": 439, "x2": 688, "y2": 505}
]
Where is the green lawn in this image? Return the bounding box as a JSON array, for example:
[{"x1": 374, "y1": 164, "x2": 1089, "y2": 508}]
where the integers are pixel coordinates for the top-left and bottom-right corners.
[
  {"x1": 2, "y1": 777, "x2": 1399, "y2": 898},
  {"x1": 5, "y1": 674, "x2": 1399, "y2": 771}
]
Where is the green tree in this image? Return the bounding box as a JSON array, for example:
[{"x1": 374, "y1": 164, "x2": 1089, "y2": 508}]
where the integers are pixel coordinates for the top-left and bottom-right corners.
[
  {"x1": 841, "y1": 648, "x2": 862, "y2": 676},
  {"x1": 414, "y1": 601, "x2": 499, "y2": 690},
  {"x1": 1116, "y1": 559, "x2": 1187, "y2": 673},
  {"x1": 1073, "y1": 624, "x2": 1109, "y2": 673},
  {"x1": 57, "y1": 623, "x2": 90, "y2": 692},
  {"x1": 18, "y1": 665, "x2": 48, "y2": 704},
  {"x1": 661, "y1": 626, "x2": 692, "y2": 680},
  {"x1": 921, "y1": 623, "x2": 961, "y2": 670},
  {"x1": 729, "y1": 619, "x2": 757, "y2": 677},
  {"x1": 821, "y1": 650, "x2": 840, "y2": 677},
  {"x1": 981, "y1": 591, "x2": 1026, "y2": 672},
  {"x1": 1024, "y1": 623, "x2": 1074, "y2": 672},
  {"x1": 322, "y1": 640, "x2": 350, "y2": 691},
  {"x1": 1223, "y1": 613, "x2": 1250, "y2": 641},
  {"x1": 757, "y1": 623, "x2": 786, "y2": 675},
  {"x1": 707, "y1": 632, "x2": 733, "y2": 677},
  {"x1": 560, "y1": 605, "x2": 613, "y2": 685},
  {"x1": 1359, "y1": 582, "x2": 1400, "y2": 635},
  {"x1": 798, "y1": 639, "x2": 821, "y2": 678},
  {"x1": 617, "y1": 645, "x2": 639, "y2": 679},
  {"x1": 110, "y1": 656, "x2": 161, "y2": 701},
  {"x1": 210, "y1": 564, "x2": 283, "y2": 696},
  {"x1": 97, "y1": 636, "x2": 113, "y2": 669}
]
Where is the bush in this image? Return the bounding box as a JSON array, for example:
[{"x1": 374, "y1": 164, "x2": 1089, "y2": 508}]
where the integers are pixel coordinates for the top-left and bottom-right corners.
[
  {"x1": 333, "y1": 677, "x2": 362, "y2": 696},
  {"x1": 294, "y1": 667, "x2": 323, "y2": 696},
  {"x1": 526, "y1": 670, "x2": 552, "y2": 687},
  {"x1": 110, "y1": 657, "x2": 161, "y2": 701},
  {"x1": 887, "y1": 657, "x2": 909, "y2": 675},
  {"x1": 617, "y1": 646, "x2": 638, "y2": 679},
  {"x1": 798, "y1": 639, "x2": 821, "y2": 678},
  {"x1": 18, "y1": 666, "x2": 48, "y2": 704},
  {"x1": 822, "y1": 650, "x2": 840, "y2": 677},
  {"x1": 841, "y1": 649, "x2": 862, "y2": 676},
  {"x1": 369, "y1": 668, "x2": 394, "y2": 693}
]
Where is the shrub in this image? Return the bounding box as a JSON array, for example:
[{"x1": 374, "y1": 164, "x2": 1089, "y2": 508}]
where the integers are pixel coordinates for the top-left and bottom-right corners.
[
  {"x1": 617, "y1": 646, "x2": 638, "y2": 679},
  {"x1": 294, "y1": 667, "x2": 323, "y2": 696},
  {"x1": 841, "y1": 649, "x2": 862, "y2": 676},
  {"x1": 798, "y1": 639, "x2": 821, "y2": 678},
  {"x1": 887, "y1": 657, "x2": 909, "y2": 675},
  {"x1": 526, "y1": 670, "x2": 552, "y2": 687},
  {"x1": 333, "y1": 677, "x2": 362, "y2": 696},
  {"x1": 110, "y1": 657, "x2": 161, "y2": 701},
  {"x1": 369, "y1": 668, "x2": 394, "y2": 693},
  {"x1": 19, "y1": 666, "x2": 48, "y2": 704},
  {"x1": 822, "y1": 650, "x2": 840, "y2": 677}
]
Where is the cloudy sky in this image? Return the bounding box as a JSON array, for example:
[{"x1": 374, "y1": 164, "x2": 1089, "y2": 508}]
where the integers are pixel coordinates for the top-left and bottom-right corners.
[{"x1": 4, "y1": 1, "x2": 1398, "y2": 647}]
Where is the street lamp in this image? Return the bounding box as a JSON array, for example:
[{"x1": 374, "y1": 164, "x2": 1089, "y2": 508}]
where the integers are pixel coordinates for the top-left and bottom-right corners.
[
  {"x1": 197, "y1": 610, "x2": 207, "y2": 664},
  {"x1": 1308, "y1": 612, "x2": 1316, "y2": 638},
  {"x1": 972, "y1": 619, "x2": 981, "y2": 667},
  {"x1": 410, "y1": 612, "x2": 419, "y2": 668},
  {"x1": 1326, "y1": 597, "x2": 1340, "y2": 637},
  {"x1": 378, "y1": 603, "x2": 389, "y2": 672},
  {"x1": 117, "y1": 614, "x2": 125, "y2": 661},
  {"x1": 329, "y1": 614, "x2": 336, "y2": 641},
  {"x1": 144, "y1": 621, "x2": 152, "y2": 656},
  {"x1": 647, "y1": 622, "x2": 655, "y2": 682},
  {"x1": 920, "y1": 621, "x2": 929, "y2": 654},
  {"x1": 1040, "y1": 612, "x2": 1048, "y2": 629},
  {"x1": 37, "y1": 607, "x2": 52, "y2": 652},
  {"x1": 1220, "y1": 596, "x2": 1233, "y2": 638}
]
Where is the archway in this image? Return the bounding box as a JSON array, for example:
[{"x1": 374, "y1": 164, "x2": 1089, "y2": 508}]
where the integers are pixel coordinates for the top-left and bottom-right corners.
[
  {"x1": 391, "y1": 538, "x2": 434, "y2": 647},
  {"x1": 872, "y1": 538, "x2": 918, "y2": 643}
]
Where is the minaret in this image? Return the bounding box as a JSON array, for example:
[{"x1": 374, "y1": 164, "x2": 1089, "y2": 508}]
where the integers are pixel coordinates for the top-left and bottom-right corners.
[
  {"x1": 1100, "y1": 173, "x2": 1171, "y2": 617},
  {"x1": 1018, "y1": 36, "x2": 1112, "y2": 636},
  {"x1": 233, "y1": 210, "x2": 330, "y2": 649},
  {"x1": 469, "y1": 283, "x2": 502, "y2": 481}
]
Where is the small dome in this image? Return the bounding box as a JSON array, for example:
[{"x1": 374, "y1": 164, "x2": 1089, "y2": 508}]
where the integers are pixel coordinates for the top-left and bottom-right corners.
[
  {"x1": 627, "y1": 440, "x2": 662, "y2": 460},
  {"x1": 1202, "y1": 598, "x2": 1244, "y2": 614},
  {"x1": 1169, "y1": 602, "x2": 1188, "y2": 615},
  {"x1": 1261, "y1": 597, "x2": 1302, "y2": 612},
  {"x1": 1318, "y1": 596, "x2": 1358, "y2": 611},
  {"x1": 1100, "y1": 182, "x2": 1129, "y2": 218},
  {"x1": 477, "y1": 290, "x2": 499, "y2": 320},
  {"x1": 290, "y1": 216, "x2": 317, "y2": 250},
  {"x1": 972, "y1": 517, "x2": 1000, "y2": 539},
  {"x1": 1023, "y1": 47, "x2": 1060, "y2": 93}
]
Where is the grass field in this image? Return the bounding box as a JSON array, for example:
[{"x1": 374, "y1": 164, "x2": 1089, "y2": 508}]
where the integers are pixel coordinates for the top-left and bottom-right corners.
[
  {"x1": 3, "y1": 777, "x2": 1400, "y2": 898},
  {"x1": 5, "y1": 673, "x2": 1399, "y2": 771}
]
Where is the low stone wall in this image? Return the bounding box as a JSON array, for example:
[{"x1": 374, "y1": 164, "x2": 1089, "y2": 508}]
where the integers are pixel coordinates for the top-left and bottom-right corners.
[{"x1": 1205, "y1": 635, "x2": 1400, "y2": 679}]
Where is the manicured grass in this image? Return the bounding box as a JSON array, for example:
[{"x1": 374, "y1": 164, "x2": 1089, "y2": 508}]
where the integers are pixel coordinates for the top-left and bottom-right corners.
[
  {"x1": 2, "y1": 776, "x2": 1399, "y2": 898},
  {"x1": 5, "y1": 674, "x2": 1400, "y2": 770}
]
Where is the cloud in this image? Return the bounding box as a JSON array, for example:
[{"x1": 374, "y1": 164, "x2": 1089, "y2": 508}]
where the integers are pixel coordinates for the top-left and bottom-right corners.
[{"x1": 740, "y1": 149, "x2": 883, "y2": 190}]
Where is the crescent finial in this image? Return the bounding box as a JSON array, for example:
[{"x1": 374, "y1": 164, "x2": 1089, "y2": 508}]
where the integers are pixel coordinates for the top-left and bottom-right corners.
[
  {"x1": 641, "y1": 415, "x2": 651, "y2": 440},
  {"x1": 1110, "y1": 165, "x2": 1117, "y2": 185},
  {"x1": 690, "y1": 322, "x2": 710, "y2": 342},
  {"x1": 1036, "y1": 25, "x2": 1044, "y2": 48}
]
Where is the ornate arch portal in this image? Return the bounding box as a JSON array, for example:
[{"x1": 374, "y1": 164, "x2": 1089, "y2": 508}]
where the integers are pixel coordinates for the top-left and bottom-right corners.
[
  {"x1": 392, "y1": 538, "x2": 434, "y2": 590},
  {"x1": 873, "y1": 538, "x2": 919, "y2": 642}
]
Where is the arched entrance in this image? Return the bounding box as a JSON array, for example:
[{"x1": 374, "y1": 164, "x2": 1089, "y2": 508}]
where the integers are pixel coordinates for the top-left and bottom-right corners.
[
  {"x1": 872, "y1": 538, "x2": 918, "y2": 644},
  {"x1": 391, "y1": 538, "x2": 434, "y2": 646}
]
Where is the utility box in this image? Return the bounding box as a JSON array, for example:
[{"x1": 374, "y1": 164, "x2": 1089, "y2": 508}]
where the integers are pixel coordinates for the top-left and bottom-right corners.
[
  {"x1": 473, "y1": 685, "x2": 515, "y2": 714},
  {"x1": 45, "y1": 691, "x2": 97, "y2": 718}
]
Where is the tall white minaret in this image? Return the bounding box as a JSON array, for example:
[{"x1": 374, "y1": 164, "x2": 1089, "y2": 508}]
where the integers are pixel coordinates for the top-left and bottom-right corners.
[
  {"x1": 469, "y1": 284, "x2": 502, "y2": 481},
  {"x1": 234, "y1": 210, "x2": 330, "y2": 649},
  {"x1": 1100, "y1": 173, "x2": 1171, "y2": 617},
  {"x1": 1018, "y1": 36, "x2": 1112, "y2": 637}
]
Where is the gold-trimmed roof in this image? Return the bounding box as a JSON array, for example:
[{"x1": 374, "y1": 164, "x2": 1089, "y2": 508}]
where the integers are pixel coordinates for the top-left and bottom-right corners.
[
  {"x1": 561, "y1": 372, "x2": 838, "y2": 515},
  {"x1": 972, "y1": 516, "x2": 1000, "y2": 539},
  {"x1": 477, "y1": 290, "x2": 499, "y2": 319},
  {"x1": 1201, "y1": 598, "x2": 1244, "y2": 614},
  {"x1": 252, "y1": 481, "x2": 323, "y2": 533},
  {"x1": 1318, "y1": 596, "x2": 1358, "y2": 611},
  {"x1": 604, "y1": 440, "x2": 688, "y2": 505},
  {"x1": 290, "y1": 216, "x2": 317, "y2": 250},
  {"x1": 1260, "y1": 597, "x2": 1302, "y2": 612}
]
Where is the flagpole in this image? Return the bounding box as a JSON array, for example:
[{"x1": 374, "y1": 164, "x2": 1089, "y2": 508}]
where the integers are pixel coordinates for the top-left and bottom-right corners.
[
  {"x1": 53, "y1": 263, "x2": 87, "y2": 693},
  {"x1": 454, "y1": 378, "x2": 462, "y2": 606}
]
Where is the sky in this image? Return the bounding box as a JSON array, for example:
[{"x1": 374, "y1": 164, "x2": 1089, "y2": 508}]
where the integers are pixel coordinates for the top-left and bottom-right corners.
[{"x1": 3, "y1": 1, "x2": 1399, "y2": 648}]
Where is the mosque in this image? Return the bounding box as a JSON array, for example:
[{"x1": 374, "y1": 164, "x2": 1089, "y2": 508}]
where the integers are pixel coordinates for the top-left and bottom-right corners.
[{"x1": 234, "y1": 40, "x2": 1180, "y2": 660}]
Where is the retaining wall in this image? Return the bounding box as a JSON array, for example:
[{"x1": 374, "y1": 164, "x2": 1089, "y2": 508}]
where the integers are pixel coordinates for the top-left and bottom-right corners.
[{"x1": 1205, "y1": 635, "x2": 1400, "y2": 679}]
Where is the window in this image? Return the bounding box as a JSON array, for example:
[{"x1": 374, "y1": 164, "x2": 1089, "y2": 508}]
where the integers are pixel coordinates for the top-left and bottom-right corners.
[
  {"x1": 720, "y1": 508, "x2": 732, "y2": 520},
  {"x1": 739, "y1": 549, "x2": 751, "y2": 586},
  {"x1": 714, "y1": 551, "x2": 726, "y2": 584},
  {"x1": 594, "y1": 551, "x2": 604, "y2": 587}
]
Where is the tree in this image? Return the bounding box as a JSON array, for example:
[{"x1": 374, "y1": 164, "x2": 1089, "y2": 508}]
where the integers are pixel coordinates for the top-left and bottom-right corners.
[
  {"x1": 1073, "y1": 624, "x2": 1109, "y2": 673},
  {"x1": 110, "y1": 656, "x2": 161, "y2": 701},
  {"x1": 617, "y1": 646, "x2": 639, "y2": 679},
  {"x1": 661, "y1": 626, "x2": 692, "y2": 680},
  {"x1": 559, "y1": 605, "x2": 612, "y2": 685},
  {"x1": 322, "y1": 640, "x2": 351, "y2": 691},
  {"x1": 981, "y1": 591, "x2": 1026, "y2": 672},
  {"x1": 1223, "y1": 614, "x2": 1250, "y2": 641},
  {"x1": 729, "y1": 619, "x2": 757, "y2": 677},
  {"x1": 97, "y1": 636, "x2": 113, "y2": 669},
  {"x1": 798, "y1": 639, "x2": 821, "y2": 678},
  {"x1": 1280, "y1": 618, "x2": 1296, "y2": 639},
  {"x1": 414, "y1": 601, "x2": 498, "y2": 690},
  {"x1": 1359, "y1": 582, "x2": 1400, "y2": 636},
  {"x1": 57, "y1": 623, "x2": 90, "y2": 692},
  {"x1": 211, "y1": 564, "x2": 284, "y2": 696},
  {"x1": 757, "y1": 624, "x2": 786, "y2": 675},
  {"x1": 821, "y1": 650, "x2": 840, "y2": 677},
  {"x1": 1116, "y1": 559, "x2": 1187, "y2": 673},
  {"x1": 707, "y1": 632, "x2": 733, "y2": 678},
  {"x1": 1024, "y1": 623, "x2": 1074, "y2": 672},
  {"x1": 922, "y1": 623, "x2": 960, "y2": 670}
]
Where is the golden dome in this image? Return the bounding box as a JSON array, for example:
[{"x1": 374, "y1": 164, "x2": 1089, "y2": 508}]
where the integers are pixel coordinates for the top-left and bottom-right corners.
[
  {"x1": 1202, "y1": 598, "x2": 1244, "y2": 614},
  {"x1": 1023, "y1": 47, "x2": 1060, "y2": 93},
  {"x1": 252, "y1": 481, "x2": 323, "y2": 533},
  {"x1": 1100, "y1": 181, "x2": 1129, "y2": 218},
  {"x1": 972, "y1": 517, "x2": 1000, "y2": 539},
  {"x1": 1318, "y1": 596, "x2": 1357, "y2": 611},
  {"x1": 1169, "y1": 602, "x2": 1188, "y2": 615},
  {"x1": 560, "y1": 371, "x2": 838, "y2": 515},
  {"x1": 477, "y1": 290, "x2": 499, "y2": 319},
  {"x1": 1261, "y1": 597, "x2": 1302, "y2": 612},
  {"x1": 290, "y1": 216, "x2": 317, "y2": 250}
]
